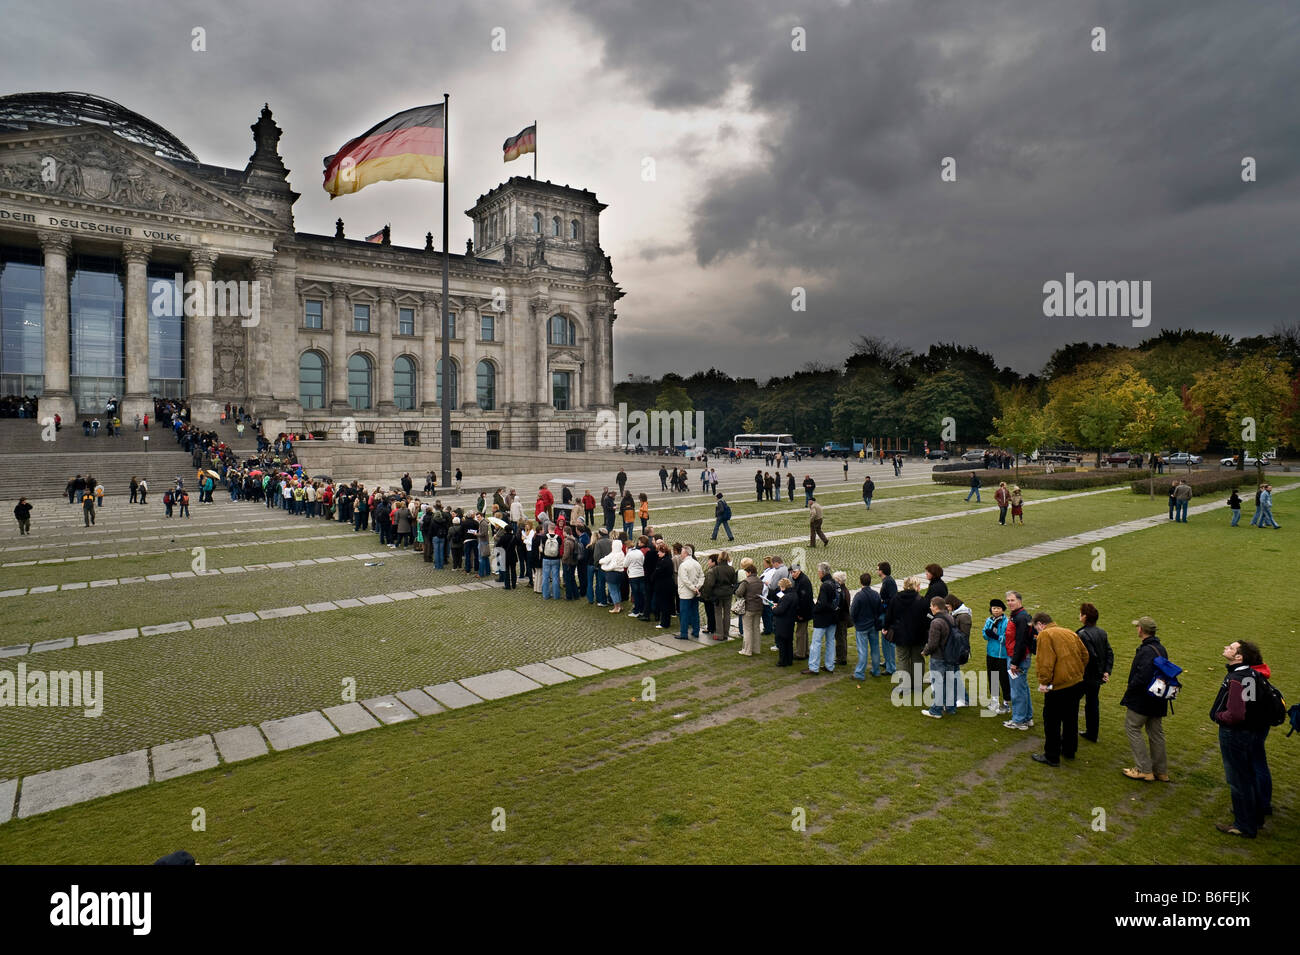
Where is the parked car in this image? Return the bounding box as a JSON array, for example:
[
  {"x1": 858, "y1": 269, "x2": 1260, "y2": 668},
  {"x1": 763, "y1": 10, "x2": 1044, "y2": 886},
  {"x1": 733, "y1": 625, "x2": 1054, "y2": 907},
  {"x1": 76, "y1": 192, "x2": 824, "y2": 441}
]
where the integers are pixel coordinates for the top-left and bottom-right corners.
[
  {"x1": 1106, "y1": 450, "x2": 1133, "y2": 465},
  {"x1": 1038, "y1": 450, "x2": 1074, "y2": 464},
  {"x1": 1220, "y1": 454, "x2": 1272, "y2": 468},
  {"x1": 1165, "y1": 452, "x2": 1202, "y2": 466},
  {"x1": 962, "y1": 449, "x2": 986, "y2": 462},
  {"x1": 926, "y1": 449, "x2": 950, "y2": 460}
]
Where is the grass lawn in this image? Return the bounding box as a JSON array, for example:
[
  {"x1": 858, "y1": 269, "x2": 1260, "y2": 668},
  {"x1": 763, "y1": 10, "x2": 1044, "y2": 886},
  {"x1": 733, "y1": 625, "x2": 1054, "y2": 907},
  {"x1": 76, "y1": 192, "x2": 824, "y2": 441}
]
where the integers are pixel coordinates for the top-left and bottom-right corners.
[{"x1": 1, "y1": 492, "x2": 1293, "y2": 863}]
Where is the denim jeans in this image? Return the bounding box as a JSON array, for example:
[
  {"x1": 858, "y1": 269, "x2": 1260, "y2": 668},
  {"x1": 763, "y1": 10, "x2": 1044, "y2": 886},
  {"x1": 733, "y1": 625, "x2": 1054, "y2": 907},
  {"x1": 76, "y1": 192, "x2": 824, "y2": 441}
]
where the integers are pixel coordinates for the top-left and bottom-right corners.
[
  {"x1": 563, "y1": 563, "x2": 578, "y2": 599},
  {"x1": 809, "y1": 625, "x2": 836, "y2": 672},
  {"x1": 711, "y1": 519, "x2": 733, "y2": 540},
  {"x1": 1175, "y1": 499, "x2": 1188, "y2": 522},
  {"x1": 761, "y1": 605, "x2": 773, "y2": 634},
  {"x1": 595, "y1": 568, "x2": 608, "y2": 604},
  {"x1": 478, "y1": 552, "x2": 491, "y2": 577},
  {"x1": 630, "y1": 577, "x2": 647, "y2": 615},
  {"x1": 854, "y1": 626, "x2": 893, "y2": 678},
  {"x1": 678, "y1": 596, "x2": 700, "y2": 638},
  {"x1": 1009, "y1": 659, "x2": 1034, "y2": 724},
  {"x1": 607, "y1": 574, "x2": 623, "y2": 606},
  {"x1": 433, "y1": 536, "x2": 446, "y2": 568},
  {"x1": 966, "y1": 488, "x2": 981, "y2": 501},
  {"x1": 863, "y1": 497, "x2": 872, "y2": 510},
  {"x1": 929, "y1": 660, "x2": 956, "y2": 715},
  {"x1": 587, "y1": 564, "x2": 597, "y2": 603},
  {"x1": 1219, "y1": 726, "x2": 1262, "y2": 836},
  {"x1": 1231, "y1": 508, "x2": 1241, "y2": 527},
  {"x1": 542, "y1": 558, "x2": 561, "y2": 599},
  {"x1": 1259, "y1": 506, "x2": 1279, "y2": 528}
]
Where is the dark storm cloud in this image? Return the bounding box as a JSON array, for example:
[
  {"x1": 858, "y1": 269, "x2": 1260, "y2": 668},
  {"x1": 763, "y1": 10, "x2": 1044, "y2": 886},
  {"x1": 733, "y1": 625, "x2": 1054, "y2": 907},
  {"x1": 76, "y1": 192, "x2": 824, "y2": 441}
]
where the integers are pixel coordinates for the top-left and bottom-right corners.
[{"x1": 574, "y1": 0, "x2": 1300, "y2": 376}]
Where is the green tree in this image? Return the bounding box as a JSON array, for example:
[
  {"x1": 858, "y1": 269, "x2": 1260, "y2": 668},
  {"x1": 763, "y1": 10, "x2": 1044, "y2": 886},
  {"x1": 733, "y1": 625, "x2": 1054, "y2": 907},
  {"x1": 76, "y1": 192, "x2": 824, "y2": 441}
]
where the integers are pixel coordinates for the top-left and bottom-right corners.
[
  {"x1": 1124, "y1": 385, "x2": 1199, "y2": 496},
  {"x1": 987, "y1": 386, "x2": 1053, "y2": 481}
]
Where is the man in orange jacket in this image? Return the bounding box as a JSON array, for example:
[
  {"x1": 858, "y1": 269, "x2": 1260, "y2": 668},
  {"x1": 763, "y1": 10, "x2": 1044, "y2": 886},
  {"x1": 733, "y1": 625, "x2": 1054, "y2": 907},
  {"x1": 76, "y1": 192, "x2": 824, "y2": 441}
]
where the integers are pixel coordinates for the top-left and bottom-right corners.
[{"x1": 1030, "y1": 612, "x2": 1090, "y2": 766}]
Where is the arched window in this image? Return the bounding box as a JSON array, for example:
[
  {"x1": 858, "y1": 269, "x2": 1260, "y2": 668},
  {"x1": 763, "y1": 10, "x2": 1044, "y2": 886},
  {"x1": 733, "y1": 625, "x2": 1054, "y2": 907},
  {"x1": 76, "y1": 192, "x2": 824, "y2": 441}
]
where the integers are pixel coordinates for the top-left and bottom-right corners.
[
  {"x1": 551, "y1": 216, "x2": 561, "y2": 237},
  {"x1": 299, "y1": 351, "x2": 325, "y2": 409},
  {"x1": 347, "y1": 353, "x2": 373, "y2": 411},
  {"x1": 548, "y1": 314, "x2": 576, "y2": 346},
  {"x1": 532, "y1": 212, "x2": 541, "y2": 234},
  {"x1": 569, "y1": 219, "x2": 580, "y2": 240},
  {"x1": 476, "y1": 360, "x2": 496, "y2": 411},
  {"x1": 436, "y1": 358, "x2": 458, "y2": 409},
  {"x1": 393, "y1": 355, "x2": 416, "y2": 410}
]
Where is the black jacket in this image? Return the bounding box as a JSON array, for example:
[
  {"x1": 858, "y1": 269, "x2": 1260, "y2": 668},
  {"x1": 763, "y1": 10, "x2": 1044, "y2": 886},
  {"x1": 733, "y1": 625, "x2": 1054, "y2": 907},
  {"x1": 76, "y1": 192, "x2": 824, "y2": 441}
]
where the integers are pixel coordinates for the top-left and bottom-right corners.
[
  {"x1": 1210, "y1": 664, "x2": 1272, "y2": 731},
  {"x1": 926, "y1": 578, "x2": 948, "y2": 601},
  {"x1": 652, "y1": 558, "x2": 676, "y2": 599},
  {"x1": 772, "y1": 590, "x2": 797, "y2": 640},
  {"x1": 1007, "y1": 607, "x2": 1033, "y2": 667},
  {"x1": 792, "y1": 572, "x2": 814, "y2": 620},
  {"x1": 812, "y1": 577, "x2": 839, "y2": 627},
  {"x1": 1076, "y1": 625, "x2": 1114, "y2": 684},
  {"x1": 1120, "y1": 636, "x2": 1170, "y2": 717}
]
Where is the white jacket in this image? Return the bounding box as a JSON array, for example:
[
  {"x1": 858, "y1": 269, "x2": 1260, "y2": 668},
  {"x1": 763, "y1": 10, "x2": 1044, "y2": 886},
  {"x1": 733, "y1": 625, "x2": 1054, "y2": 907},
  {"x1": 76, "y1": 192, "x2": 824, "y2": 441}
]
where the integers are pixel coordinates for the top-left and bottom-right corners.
[
  {"x1": 677, "y1": 556, "x2": 704, "y2": 598},
  {"x1": 510, "y1": 499, "x2": 524, "y2": 522},
  {"x1": 599, "y1": 539, "x2": 626, "y2": 572},
  {"x1": 625, "y1": 546, "x2": 645, "y2": 579}
]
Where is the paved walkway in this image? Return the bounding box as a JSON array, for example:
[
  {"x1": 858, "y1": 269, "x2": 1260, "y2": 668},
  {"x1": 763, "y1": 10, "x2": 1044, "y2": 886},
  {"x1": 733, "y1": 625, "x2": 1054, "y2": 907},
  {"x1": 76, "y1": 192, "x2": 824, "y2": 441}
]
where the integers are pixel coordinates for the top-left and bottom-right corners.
[{"x1": 3, "y1": 483, "x2": 1288, "y2": 824}]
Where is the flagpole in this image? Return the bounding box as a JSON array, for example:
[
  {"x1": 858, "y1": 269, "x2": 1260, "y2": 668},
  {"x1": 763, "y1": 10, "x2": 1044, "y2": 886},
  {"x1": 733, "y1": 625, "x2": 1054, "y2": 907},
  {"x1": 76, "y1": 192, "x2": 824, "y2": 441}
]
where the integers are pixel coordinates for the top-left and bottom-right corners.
[
  {"x1": 440, "y1": 91, "x2": 452, "y2": 489},
  {"x1": 533, "y1": 119, "x2": 537, "y2": 180}
]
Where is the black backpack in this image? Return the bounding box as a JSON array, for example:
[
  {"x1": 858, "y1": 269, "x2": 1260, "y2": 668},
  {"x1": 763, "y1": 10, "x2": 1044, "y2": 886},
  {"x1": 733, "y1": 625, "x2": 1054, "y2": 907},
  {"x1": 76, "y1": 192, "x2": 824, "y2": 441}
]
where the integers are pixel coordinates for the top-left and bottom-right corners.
[{"x1": 944, "y1": 619, "x2": 971, "y2": 666}]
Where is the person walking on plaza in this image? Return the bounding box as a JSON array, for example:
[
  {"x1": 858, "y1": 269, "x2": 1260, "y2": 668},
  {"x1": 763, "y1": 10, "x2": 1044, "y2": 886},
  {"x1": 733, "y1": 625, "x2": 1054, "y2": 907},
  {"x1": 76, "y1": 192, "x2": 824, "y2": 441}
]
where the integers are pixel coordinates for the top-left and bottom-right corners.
[
  {"x1": 582, "y1": 489, "x2": 596, "y2": 528},
  {"x1": 802, "y1": 474, "x2": 816, "y2": 506},
  {"x1": 1258, "y1": 484, "x2": 1280, "y2": 528},
  {"x1": 1009, "y1": 486, "x2": 1024, "y2": 524},
  {"x1": 1120, "y1": 616, "x2": 1171, "y2": 782},
  {"x1": 659, "y1": 466, "x2": 668, "y2": 491},
  {"x1": 14, "y1": 497, "x2": 32, "y2": 536},
  {"x1": 1173, "y1": 479, "x2": 1192, "y2": 523},
  {"x1": 616, "y1": 468, "x2": 627, "y2": 497},
  {"x1": 808, "y1": 497, "x2": 828, "y2": 547},
  {"x1": 1227, "y1": 489, "x2": 1243, "y2": 526},
  {"x1": 129, "y1": 475, "x2": 139, "y2": 504},
  {"x1": 862, "y1": 474, "x2": 875, "y2": 510},
  {"x1": 1004, "y1": 591, "x2": 1035, "y2": 730},
  {"x1": 137, "y1": 478, "x2": 147, "y2": 505},
  {"x1": 711, "y1": 493, "x2": 734, "y2": 541},
  {"x1": 966, "y1": 471, "x2": 981, "y2": 502},
  {"x1": 82, "y1": 486, "x2": 97, "y2": 526},
  {"x1": 842, "y1": 459, "x2": 849, "y2": 481},
  {"x1": 1210, "y1": 640, "x2": 1275, "y2": 838},
  {"x1": 735, "y1": 558, "x2": 765, "y2": 656},
  {"x1": 851, "y1": 572, "x2": 885, "y2": 679},
  {"x1": 1029, "y1": 613, "x2": 1090, "y2": 766},
  {"x1": 1076, "y1": 603, "x2": 1113, "y2": 742},
  {"x1": 785, "y1": 472, "x2": 795, "y2": 502},
  {"x1": 994, "y1": 481, "x2": 1009, "y2": 525}
]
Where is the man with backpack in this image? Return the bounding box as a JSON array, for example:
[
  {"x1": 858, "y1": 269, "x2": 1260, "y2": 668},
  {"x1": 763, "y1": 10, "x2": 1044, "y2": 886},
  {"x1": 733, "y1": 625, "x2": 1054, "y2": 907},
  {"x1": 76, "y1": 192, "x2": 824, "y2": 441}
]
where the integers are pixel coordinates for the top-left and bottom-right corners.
[
  {"x1": 1120, "y1": 616, "x2": 1172, "y2": 782},
  {"x1": 1003, "y1": 591, "x2": 1035, "y2": 730},
  {"x1": 711, "y1": 493, "x2": 734, "y2": 541},
  {"x1": 1029, "y1": 613, "x2": 1089, "y2": 766},
  {"x1": 802, "y1": 562, "x2": 840, "y2": 675},
  {"x1": 921, "y1": 596, "x2": 959, "y2": 717},
  {"x1": 541, "y1": 526, "x2": 563, "y2": 600},
  {"x1": 1210, "y1": 640, "x2": 1282, "y2": 837},
  {"x1": 1076, "y1": 603, "x2": 1113, "y2": 742}
]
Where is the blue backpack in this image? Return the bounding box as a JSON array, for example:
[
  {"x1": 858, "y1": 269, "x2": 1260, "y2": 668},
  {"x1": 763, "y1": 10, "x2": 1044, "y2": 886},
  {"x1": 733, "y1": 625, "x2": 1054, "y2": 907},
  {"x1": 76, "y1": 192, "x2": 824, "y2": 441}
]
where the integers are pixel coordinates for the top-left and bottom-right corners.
[{"x1": 1147, "y1": 656, "x2": 1183, "y2": 709}]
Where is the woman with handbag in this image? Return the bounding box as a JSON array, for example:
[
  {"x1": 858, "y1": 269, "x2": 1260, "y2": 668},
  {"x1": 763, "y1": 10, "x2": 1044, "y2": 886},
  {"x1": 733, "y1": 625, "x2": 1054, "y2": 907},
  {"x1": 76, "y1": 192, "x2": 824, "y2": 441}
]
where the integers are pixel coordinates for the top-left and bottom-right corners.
[{"x1": 734, "y1": 558, "x2": 765, "y2": 656}]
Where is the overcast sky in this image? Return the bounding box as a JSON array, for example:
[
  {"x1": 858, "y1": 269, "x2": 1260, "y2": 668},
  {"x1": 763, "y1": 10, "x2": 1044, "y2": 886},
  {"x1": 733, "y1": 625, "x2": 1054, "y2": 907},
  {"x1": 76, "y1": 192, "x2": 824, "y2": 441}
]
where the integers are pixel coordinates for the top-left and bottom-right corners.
[{"x1": 2, "y1": 0, "x2": 1296, "y2": 382}]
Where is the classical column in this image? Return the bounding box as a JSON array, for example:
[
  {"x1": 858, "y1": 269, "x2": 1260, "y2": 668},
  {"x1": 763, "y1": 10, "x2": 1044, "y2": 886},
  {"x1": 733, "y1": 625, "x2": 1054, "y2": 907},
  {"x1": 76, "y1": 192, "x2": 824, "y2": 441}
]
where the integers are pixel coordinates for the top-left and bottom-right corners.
[
  {"x1": 531, "y1": 297, "x2": 550, "y2": 411},
  {"x1": 121, "y1": 241, "x2": 153, "y2": 424},
  {"x1": 329, "y1": 282, "x2": 351, "y2": 413},
  {"x1": 187, "y1": 249, "x2": 217, "y2": 417},
  {"x1": 246, "y1": 258, "x2": 275, "y2": 413},
  {"x1": 460, "y1": 306, "x2": 479, "y2": 411},
  {"x1": 603, "y1": 310, "x2": 616, "y2": 407},
  {"x1": 376, "y1": 286, "x2": 397, "y2": 413},
  {"x1": 37, "y1": 230, "x2": 75, "y2": 421},
  {"x1": 420, "y1": 291, "x2": 439, "y2": 411}
]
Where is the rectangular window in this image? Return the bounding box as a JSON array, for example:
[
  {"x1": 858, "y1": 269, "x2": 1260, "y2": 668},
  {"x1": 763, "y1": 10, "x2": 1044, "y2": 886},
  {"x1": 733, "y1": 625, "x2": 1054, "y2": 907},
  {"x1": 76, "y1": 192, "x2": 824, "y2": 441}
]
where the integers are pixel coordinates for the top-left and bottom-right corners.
[
  {"x1": 398, "y1": 307, "x2": 414, "y2": 336},
  {"x1": 480, "y1": 314, "x2": 494, "y2": 342},
  {"x1": 566, "y1": 429, "x2": 586, "y2": 452},
  {"x1": 486, "y1": 429, "x2": 500, "y2": 450},
  {"x1": 353, "y1": 303, "x2": 371, "y2": 333},
  {"x1": 304, "y1": 299, "x2": 323, "y2": 329},
  {"x1": 448, "y1": 311, "x2": 456, "y2": 339},
  {"x1": 450, "y1": 429, "x2": 461, "y2": 449},
  {"x1": 552, "y1": 371, "x2": 571, "y2": 411}
]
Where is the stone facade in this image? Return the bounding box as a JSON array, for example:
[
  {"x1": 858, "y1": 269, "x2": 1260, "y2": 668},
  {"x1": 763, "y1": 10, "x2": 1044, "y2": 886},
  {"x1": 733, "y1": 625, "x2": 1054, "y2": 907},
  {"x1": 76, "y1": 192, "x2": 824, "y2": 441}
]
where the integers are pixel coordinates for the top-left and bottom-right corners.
[{"x1": 0, "y1": 97, "x2": 620, "y2": 451}]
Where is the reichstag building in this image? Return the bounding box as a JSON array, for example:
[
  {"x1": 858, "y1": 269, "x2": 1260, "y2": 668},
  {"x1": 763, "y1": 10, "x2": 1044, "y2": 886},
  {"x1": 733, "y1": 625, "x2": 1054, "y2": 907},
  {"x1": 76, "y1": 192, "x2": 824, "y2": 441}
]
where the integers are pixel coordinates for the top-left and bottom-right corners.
[{"x1": 0, "y1": 91, "x2": 621, "y2": 450}]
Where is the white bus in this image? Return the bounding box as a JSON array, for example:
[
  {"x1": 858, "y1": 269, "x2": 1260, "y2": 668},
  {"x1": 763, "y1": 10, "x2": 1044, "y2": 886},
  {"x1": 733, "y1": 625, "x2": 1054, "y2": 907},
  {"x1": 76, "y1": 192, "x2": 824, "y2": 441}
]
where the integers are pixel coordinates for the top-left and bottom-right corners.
[{"x1": 732, "y1": 433, "x2": 797, "y2": 456}]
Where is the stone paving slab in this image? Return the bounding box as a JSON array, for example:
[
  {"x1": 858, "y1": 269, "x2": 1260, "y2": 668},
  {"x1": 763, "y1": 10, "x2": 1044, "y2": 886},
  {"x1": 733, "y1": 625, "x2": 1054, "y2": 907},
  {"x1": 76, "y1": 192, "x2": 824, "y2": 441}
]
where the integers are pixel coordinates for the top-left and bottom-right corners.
[
  {"x1": 423, "y1": 682, "x2": 484, "y2": 709},
  {"x1": 616, "y1": 639, "x2": 682, "y2": 661},
  {"x1": 18, "y1": 750, "x2": 149, "y2": 818},
  {"x1": 61, "y1": 581, "x2": 88, "y2": 591},
  {"x1": 151, "y1": 735, "x2": 218, "y2": 781},
  {"x1": 118, "y1": 576, "x2": 146, "y2": 584},
  {"x1": 386, "y1": 591, "x2": 419, "y2": 601},
  {"x1": 141, "y1": 621, "x2": 192, "y2": 636},
  {"x1": 0, "y1": 644, "x2": 29, "y2": 658},
  {"x1": 28, "y1": 585, "x2": 58, "y2": 594},
  {"x1": 257, "y1": 605, "x2": 309, "y2": 620},
  {"x1": 360, "y1": 594, "x2": 394, "y2": 605},
  {"x1": 145, "y1": 573, "x2": 173, "y2": 582},
  {"x1": 544, "y1": 655, "x2": 606, "y2": 677},
  {"x1": 31, "y1": 637, "x2": 75, "y2": 653},
  {"x1": 79, "y1": 628, "x2": 138, "y2": 646},
  {"x1": 171, "y1": 570, "x2": 196, "y2": 579},
  {"x1": 459, "y1": 669, "x2": 543, "y2": 701},
  {"x1": 647, "y1": 633, "x2": 706, "y2": 651},
  {"x1": 213, "y1": 725, "x2": 269, "y2": 763},
  {"x1": 224, "y1": 612, "x2": 259, "y2": 624},
  {"x1": 260, "y1": 711, "x2": 338, "y2": 751},
  {"x1": 334, "y1": 598, "x2": 364, "y2": 609},
  {"x1": 412, "y1": 588, "x2": 440, "y2": 598},
  {"x1": 0, "y1": 589, "x2": 27, "y2": 598},
  {"x1": 515, "y1": 662, "x2": 575, "y2": 686},
  {"x1": 192, "y1": 616, "x2": 227, "y2": 629},
  {"x1": 323, "y1": 702, "x2": 381, "y2": 734},
  {"x1": 572, "y1": 647, "x2": 645, "y2": 671},
  {"x1": 89, "y1": 579, "x2": 119, "y2": 588},
  {"x1": 0, "y1": 778, "x2": 16, "y2": 824},
  {"x1": 305, "y1": 601, "x2": 339, "y2": 613},
  {"x1": 395, "y1": 688, "x2": 445, "y2": 716},
  {"x1": 361, "y1": 695, "x2": 418, "y2": 724},
  {"x1": 219, "y1": 566, "x2": 247, "y2": 574}
]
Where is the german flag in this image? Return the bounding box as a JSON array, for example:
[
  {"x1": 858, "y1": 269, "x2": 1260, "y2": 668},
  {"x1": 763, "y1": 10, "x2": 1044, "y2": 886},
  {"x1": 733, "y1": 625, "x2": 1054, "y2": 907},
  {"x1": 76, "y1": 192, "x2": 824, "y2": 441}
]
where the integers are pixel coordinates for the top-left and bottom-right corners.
[
  {"x1": 503, "y1": 124, "x2": 536, "y2": 162},
  {"x1": 323, "y1": 104, "x2": 445, "y2": 197}
]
